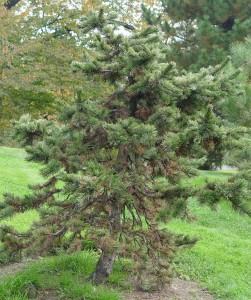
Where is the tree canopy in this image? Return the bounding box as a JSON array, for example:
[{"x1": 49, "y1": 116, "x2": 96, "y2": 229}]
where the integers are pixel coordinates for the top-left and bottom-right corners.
[{"x1": 142, "y1": 0, "x2": 251, "y2": 71}]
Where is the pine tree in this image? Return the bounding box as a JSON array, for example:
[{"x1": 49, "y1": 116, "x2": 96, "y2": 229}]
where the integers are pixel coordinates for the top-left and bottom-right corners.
[
  {"x1": 223, "y1": 37, "x2": 251, "y2": 127},
  {"x1": 222, "y1": 37, "x2": 251, "y2": 174},
  {"x1": 142, "y1": 0, "x2": 251, "y2": 71},
  {"x1": 0, "y1": 9, "x2": 249, "y2": 286}
]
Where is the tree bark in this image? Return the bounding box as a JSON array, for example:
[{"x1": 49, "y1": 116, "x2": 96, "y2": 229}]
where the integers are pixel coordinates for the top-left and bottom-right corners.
[
  {"x1": 91, "y1": 251, "x2": 116, "y2": 285},
  {"x1": 91, "y1": 200, "x2": 120, "y2": 285},
  {"x1": 4, "y1": 0, "x2": 22, "y2": 10}
]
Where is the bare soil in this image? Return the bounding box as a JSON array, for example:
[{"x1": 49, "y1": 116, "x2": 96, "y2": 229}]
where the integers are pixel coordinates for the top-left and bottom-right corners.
[
  {"x1": 36, "y1": 289, "x2": 60, "y2": 300},
  {"x1": 124, "y1": 278, "x2": 214, "y2": 300},
  {"x1": 0, "y1": 262, "x2": 214, "y2": 300},
  {"x1": 0, "y1": 259, "x2": 36, "y2": 278}
]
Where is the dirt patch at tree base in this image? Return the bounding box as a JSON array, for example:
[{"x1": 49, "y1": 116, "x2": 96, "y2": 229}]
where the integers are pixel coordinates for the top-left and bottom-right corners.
[
  {"x1": 124, "y1": 278, "x2": 214, "y2": 300},
  {"x1": 0, "y1": 259, "x2": 36, "y2": 278},
  {"x1": 0, "y1": 262, "x2": 214, "y2": 299},
  {"x1": 35, "y1": 289, "x2": 60, "y2": 300},
  {"x1": 33, "y1": 281, "x2": 215, "y2": 300}
]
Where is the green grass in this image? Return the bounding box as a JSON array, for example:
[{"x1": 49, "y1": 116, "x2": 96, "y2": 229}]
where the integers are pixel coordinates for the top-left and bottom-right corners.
[
  {"x1": 0, "y1": 251, "x2": 124, "y2": 300},
  {"x1": 0, "y1": 147, "x2": 42, "y2": 232},
  {"x1": 181, "y1": 169, "x2": 237, "y2": 188},
  {"x1": 1, "y1": 146, "x2": 251, "y2": 299},
  {"x1": 0, "y1": 147, "x2": 42, "y2": 198},
  {"x1": 167, "y1": 171, "x2": 251, "y2": 300}
]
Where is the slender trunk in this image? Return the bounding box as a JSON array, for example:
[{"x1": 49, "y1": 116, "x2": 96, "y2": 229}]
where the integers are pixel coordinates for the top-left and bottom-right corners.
[
  {"x1": 91, "y1": 251, "x2": 116, "y2": 285},
  {"x1": 91, "y1": 201, "x2": 121, "y2": 285},
  {"x1": 91, "y1": 146, "x2": 125, "y2": 285}
]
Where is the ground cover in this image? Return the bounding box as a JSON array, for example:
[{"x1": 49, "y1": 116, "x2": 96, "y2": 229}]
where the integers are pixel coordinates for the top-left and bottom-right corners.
[
  {"x1": 0, "y1": 147, "x2": 42, "y2": 197},
  {"x1": 0, "y1": 147, "x2": 41, "y2": 232},
  {"x1": 0, "y1": 146, "x2": 250, "y2": 299},
  {"x1": 167, "y1": 173, "x2": 251, "y2": 299},
  {"x1": 0, "y1": 252, "x2": 123, "y2": 300}
]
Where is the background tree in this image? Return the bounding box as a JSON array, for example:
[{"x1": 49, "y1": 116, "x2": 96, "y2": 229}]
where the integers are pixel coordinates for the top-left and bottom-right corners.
[
  {"x1": 0, "y1": 0, "x2": 110, "y2": 135},
  {"x1": 222, "y1": 37, "x2": 251, "y2": 127},
  {"x1": 142, "y1": 0, "x2": 251, "y2": 71},
  {"x1": 223, "y1": 37, "x2": 251, "y2": 173}
]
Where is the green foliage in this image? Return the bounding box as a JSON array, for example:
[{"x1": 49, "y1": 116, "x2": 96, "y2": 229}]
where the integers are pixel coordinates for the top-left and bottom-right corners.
[
  {"x1": 0, "y1": 9, "x2": 249, "y2": 286},
  {"x1": 223, "y1": 37, "x2": 251, "y2": 126},
  {"x1": 224, "y1": 136, "x2": 251, "y2": 171},
  {"x1": 198, "y1": 177, "x2": 251, "y2": 214},
  {"x1": 142, "y1": 2, "x2": 251, "y2": 169},
  {"x1": 220, "y1": 37, "x2": 251, "y2": 169},
  {"x1": 0, "y1": 1, "x2": 113, "y2": 134},
  {"x1": 231, "y1": 37, "x2": 251, "y2": 80},
  {"x1": 142, "y1": 0, "x2": 251, "y2": 71}
]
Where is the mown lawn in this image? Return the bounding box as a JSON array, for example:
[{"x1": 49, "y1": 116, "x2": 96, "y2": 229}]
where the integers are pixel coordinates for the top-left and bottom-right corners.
[
  {"x1": 0, "y1": 146, "x2": 251, "y2": 299},
  {"x1": 167, "y1": 171, "x2": 251, "y2": 300},
  {"x1": 168, "y1": 198, "x2": 251, "y2": 300},
  {"x1": 0, "y1": 147, "x2": 41, "y2": 232}
]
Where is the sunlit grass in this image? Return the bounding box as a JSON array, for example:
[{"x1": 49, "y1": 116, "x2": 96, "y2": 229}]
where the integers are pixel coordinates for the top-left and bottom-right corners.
[
  {"x1": 0, "y1": 147, "x2": 42, "y2": 232},
  {"x1": 167, "y1": 173, "x2": 251, "y2": 300},
  {"x1": 0, "y1": 252, "x2": 123, "y2": 300}
]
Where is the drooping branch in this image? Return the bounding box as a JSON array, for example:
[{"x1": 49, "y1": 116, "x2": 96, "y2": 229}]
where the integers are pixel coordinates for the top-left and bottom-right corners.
[
  {"x1": 3, "y1": 0, "x2": 21, "y2": 9},
  {"x1": 112, "y1": 20, "x2": 136, "y2": 31}
]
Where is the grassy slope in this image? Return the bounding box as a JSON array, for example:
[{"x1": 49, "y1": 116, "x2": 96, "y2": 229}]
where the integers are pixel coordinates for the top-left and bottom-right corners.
[
  {"x1": 168, "y1": 200, "x2": 251, "y2": 300},
  {"x1": 0, "y1": 146, "x2": 251, "y2": 299},
  {"x1": 0, "y1": 147, "x2": 41, "y2": 232},
  {"x1": 168, "y1": 172, "x2": 251, "y2": 300}
]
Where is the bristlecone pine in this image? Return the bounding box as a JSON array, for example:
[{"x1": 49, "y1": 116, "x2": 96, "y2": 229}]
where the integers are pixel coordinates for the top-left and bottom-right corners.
[{"x1": 0, "y1": 9, "x2": 250, "y2": 287}]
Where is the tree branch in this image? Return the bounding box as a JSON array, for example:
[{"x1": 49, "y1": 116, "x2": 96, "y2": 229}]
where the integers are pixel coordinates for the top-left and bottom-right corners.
[
  {"x1": 4, "y1": 0, "x2": 21, "y2": 10},
  {"x1": 112, "y1": 20, "x2": 136, "y2": 31}
]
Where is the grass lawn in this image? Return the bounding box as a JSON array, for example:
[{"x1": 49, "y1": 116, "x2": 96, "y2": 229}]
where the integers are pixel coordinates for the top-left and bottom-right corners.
[
  {"x1": 0, "y1": 146, "x2": 251, "y2": 299},
  {"x1": 168, "y1": 198, "x2": 251, "y2": 300},
  {"x1": 0, "y1": 147, "x2": 41, "y2": 232},
  {"x1": 0, "y1": 252, "x2": 124, "y2": 300}
]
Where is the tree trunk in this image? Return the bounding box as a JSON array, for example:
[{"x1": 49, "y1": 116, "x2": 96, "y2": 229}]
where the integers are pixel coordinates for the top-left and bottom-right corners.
[
  {"x1": 4, "y1": 0, "x2": 22, "y2": 10},
  {"x1": 91, "y1": 251, "x2": 116, "y2": 285},
  {"x1": 91, "y1": 200, "x2": 120, "y2": 285},
  {"x1": 198, "y1": 164, "x2": 212, "y2": 170}
]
